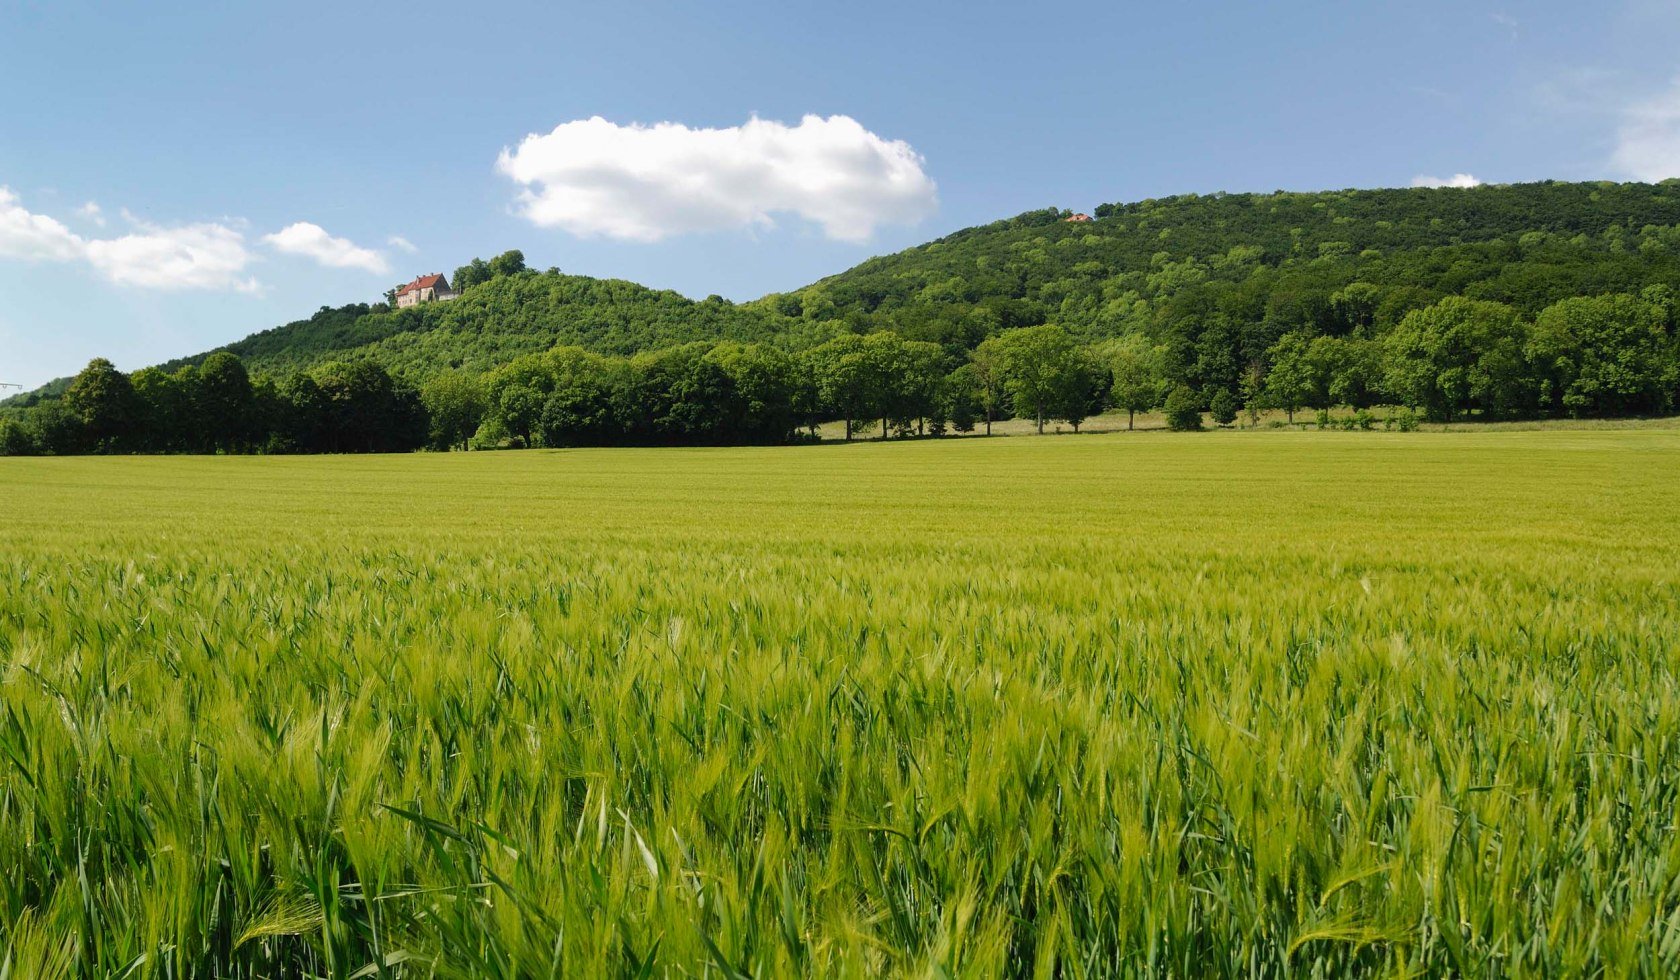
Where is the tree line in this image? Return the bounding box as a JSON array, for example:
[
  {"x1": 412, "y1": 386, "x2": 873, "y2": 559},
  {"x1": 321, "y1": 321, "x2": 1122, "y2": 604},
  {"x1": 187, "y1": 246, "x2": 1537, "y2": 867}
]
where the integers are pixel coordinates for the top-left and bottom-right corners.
[
  {"x1": 0, "y1": 353, "x2": 427, "y2": 456},
  {"x1": 3, "y1": 287, "x2": 1677, "y2": 456}
]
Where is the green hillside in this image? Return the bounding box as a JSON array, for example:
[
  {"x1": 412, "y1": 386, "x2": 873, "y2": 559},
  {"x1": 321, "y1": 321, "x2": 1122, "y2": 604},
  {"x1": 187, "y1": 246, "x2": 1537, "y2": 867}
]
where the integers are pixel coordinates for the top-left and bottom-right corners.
[
  {"x1": 769, "y1": 181, "x2": 1680, "y2": 360},
  {"x1": 41, "y1": 180, "x2": 1680, "y2": 386},
  {"x1": 10, "y1": 179, "x2": 1680, "y2": 419},
  {"x1": 159, "y1": 269, "x2": 822, "y2": 382}
]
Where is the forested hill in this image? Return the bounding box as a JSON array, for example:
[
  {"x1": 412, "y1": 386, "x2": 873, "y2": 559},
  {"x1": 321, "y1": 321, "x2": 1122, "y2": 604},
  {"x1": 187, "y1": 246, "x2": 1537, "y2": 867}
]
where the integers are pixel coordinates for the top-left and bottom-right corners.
[
  {"x1": 157, "y1": 269, "x2": 820, "y2": 382},
  {"x1": 8, "y1": 179, "x2": 1680, "y2": 455},
  {"x1": 764, "y1": 180, "x2": 1680, "y2": 352},
  {"x1": 12, "y1": 179, "x2": 1680, "y2": 403}
]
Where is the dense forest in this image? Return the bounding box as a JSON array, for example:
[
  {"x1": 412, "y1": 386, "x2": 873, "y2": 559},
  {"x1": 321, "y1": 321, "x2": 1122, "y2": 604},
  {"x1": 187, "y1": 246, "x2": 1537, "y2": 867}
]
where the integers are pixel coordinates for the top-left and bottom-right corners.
[
  {"x1": 768, "y1": 181, "x2": 1680, "y2": 360},
  {"x1": 4, "y1": 180, "x2": 1680, "y2": 454}
]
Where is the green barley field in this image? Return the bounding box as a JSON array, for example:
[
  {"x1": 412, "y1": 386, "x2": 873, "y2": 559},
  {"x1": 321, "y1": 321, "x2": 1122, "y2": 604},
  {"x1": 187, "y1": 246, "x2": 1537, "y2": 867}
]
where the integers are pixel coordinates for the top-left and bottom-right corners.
[{"x1": 3, "y1": 431, "x2": 1679, "y2": 977}]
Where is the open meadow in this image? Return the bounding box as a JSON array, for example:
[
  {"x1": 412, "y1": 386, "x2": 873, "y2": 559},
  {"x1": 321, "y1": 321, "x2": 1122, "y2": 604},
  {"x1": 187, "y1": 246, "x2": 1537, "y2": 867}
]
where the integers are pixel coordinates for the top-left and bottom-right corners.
[{"x1": 3, "y1": 430, "x2": 1679, "y2": 977}]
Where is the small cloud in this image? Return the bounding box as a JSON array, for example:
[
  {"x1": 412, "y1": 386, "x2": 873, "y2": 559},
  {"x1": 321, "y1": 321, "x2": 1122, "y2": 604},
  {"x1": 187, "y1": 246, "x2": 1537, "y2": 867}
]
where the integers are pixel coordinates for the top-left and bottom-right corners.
[
  {"x1": 86, "y1": 219, "x2": 260, "y2": 292},
  {"x1": 77, "y1": 201, "x2": 106, "y2": 227},
  {"x1": 497, "y1": 113, "x2": 938, "y2": 243},
  {"x1": 261, "y1": 221, "x2": 390, "y2": 274},
  {"x1": 387, "y1": 234, "x2": 419, "y2": 254},
  {"x1": 1612, "y1": 76, "x2": 1680, "y2": 181},
  {"x1": 1491, "y1": 12, "x2": 1518, "y2": 39},
  {"x1": 1412, "y1": 173, "x2": 1483, "y2": 188},
  {"x1": 0, "y1": 186, "x2": 86, "y2": 261}
]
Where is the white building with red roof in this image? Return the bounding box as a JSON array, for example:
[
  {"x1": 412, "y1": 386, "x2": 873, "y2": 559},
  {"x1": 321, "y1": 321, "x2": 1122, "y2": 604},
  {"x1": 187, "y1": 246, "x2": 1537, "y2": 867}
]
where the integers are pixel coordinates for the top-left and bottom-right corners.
[{"x1": 394, "y1": 273, "x2": 459, "y2": 308}]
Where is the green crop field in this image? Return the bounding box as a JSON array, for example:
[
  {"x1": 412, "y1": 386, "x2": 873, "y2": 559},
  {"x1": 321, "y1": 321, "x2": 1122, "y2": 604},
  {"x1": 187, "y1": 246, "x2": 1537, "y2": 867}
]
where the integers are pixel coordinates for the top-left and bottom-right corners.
[{"x1": 3, "y1": 431, "x2": 1679, "y2": 977}]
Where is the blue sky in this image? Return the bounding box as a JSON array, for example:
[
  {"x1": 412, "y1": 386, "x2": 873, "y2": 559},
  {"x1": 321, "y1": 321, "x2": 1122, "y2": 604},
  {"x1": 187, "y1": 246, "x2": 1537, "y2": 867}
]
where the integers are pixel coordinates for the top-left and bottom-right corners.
[{"x1": 3, "y1": 0, "x2": 1680, "y2": 389}]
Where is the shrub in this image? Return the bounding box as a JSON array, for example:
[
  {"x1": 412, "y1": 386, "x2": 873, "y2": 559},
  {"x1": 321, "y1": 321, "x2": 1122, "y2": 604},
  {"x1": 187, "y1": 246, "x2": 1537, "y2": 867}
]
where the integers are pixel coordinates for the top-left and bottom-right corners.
[
  {"x1": 1164, "y1": 386, "x2": 1204, "y2": 431},
  {"x1": 0, "y1": 416, "x2": 38, "y2": 456},
  {"x1": 1209, "y1": 389, "x2": 1239, "y2": 427}
]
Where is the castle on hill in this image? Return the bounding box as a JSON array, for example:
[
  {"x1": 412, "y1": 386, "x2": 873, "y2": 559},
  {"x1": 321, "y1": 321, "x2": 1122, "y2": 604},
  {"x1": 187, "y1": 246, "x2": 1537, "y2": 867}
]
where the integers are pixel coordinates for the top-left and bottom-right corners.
[{"x1": 394, "y1": 273, "x2": 459, "y2": 308}]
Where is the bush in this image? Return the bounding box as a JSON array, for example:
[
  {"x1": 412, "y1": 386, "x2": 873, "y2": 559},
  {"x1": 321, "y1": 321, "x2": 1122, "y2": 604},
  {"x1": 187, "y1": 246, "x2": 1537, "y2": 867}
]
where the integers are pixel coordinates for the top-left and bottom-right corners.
[
  {"x1": 0, "y1": 417, "x2": 38, "y2": 456},
  {"x1": 469, "y1": 418, "x2": 512, "y2": 450},
  {"x1": 1386, "y1": 407, "x2": 1420, "y2": 432},
  {"x1": 1209, "y1": 389, "x2": 1239, "y2": 427},
  {"x1": 1164, "y1": 386, "x2": 1204, "y2": 431},
  {"x1": 22, "y1": 402, "x2": 85, "y2": 455},
  {"x1": 1353, "y1": 409, "x2": 1375, "y2": 431},
  {"x1": 1315, "y1": 408, "x2": 1332, "y2": 430}
]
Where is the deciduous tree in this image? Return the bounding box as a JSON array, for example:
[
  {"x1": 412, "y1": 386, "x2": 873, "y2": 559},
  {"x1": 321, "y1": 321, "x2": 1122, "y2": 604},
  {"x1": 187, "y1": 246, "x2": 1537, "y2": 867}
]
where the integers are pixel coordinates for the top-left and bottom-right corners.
[
  {"x1": 1105, "y1": 334, "x2": 1166, "y2": 430},
  {"x1": 64, "y1": 358, "x2": 134, "y2": 452}
]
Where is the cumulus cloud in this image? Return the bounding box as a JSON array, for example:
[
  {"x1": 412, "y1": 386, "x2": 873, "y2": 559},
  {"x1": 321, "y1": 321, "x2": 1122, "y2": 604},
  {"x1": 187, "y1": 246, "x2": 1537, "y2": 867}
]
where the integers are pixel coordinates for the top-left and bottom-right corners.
[
  {"x1": 1411, "y1": 173, "x2": 1483, "y2": 189},
  {"x1": 387, "y1": 234, "x2": 419, "y2": 253},
  {"x1": 496, "y1": 114, "x2": 938, "y2": 242},
  {"x1": 1, "y1": 187, "x2": 260, "y2": 291},
  {"x1": 262, "y1": 221, "x2": 390, "y2": 274},
  {"x1": 0, "y1": 186, "x2": 85, "y2": 261},
  {"x1": 1612, "y1": 77, "x2": 1680, "y2": 181},
  {"x1": 77, "y1": 201, "x2": 107, "y2": 226},
  {"x1": 86, "y1": 219, "x2": 260, "y2": 292}
]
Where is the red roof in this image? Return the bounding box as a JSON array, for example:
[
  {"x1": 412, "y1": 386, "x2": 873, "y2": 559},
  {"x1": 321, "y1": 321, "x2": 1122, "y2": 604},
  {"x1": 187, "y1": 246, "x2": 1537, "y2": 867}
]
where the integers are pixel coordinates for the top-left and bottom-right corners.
[{"x1": 397, "y1": 273, "x2": 445, "y2": 295}]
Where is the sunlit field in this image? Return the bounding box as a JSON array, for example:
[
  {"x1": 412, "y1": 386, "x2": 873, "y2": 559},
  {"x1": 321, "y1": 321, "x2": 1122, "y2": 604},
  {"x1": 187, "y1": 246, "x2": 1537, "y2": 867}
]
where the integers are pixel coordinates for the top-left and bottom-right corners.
[
  {"x1": 815, "y1": 408, "x2": 1680, "y2": 439},
  {"x1": 3, "y1": 431, "x2": 1679, "y2": 977}
]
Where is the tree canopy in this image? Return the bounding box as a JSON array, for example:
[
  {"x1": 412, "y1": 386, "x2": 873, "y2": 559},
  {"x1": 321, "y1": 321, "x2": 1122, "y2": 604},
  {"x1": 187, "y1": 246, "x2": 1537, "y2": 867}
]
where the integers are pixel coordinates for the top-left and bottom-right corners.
[{"x1": 7, "y1": 180, "x2": 1680, "y2": 454}]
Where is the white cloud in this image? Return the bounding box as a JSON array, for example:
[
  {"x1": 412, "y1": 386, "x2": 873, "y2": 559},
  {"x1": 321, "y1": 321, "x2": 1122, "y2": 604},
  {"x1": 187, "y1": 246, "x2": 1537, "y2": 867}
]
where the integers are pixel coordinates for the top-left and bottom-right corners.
[
  {"x1": 497, "y1": 113, "x2": 938, "y2": 242},
  {"x1": 0, "y1": 186, "x2": 260, "y2": 291},
  {"x1": 261, "y1": 221, "x2": 390, "y2": 274},
  {"x1": 387, "y1": 234, "x2": 419, "y2": 253},
  {"x1": 85, "y1": 220, "x2": 259, "y2": 292},
  {"x1": 77, "y1": 201, "x2": 107, "y2": 226},
  {"x1": 0, "y1": 186, "x2": 86, "y2": 261},
  {"x1": 1612, "y1": 76, "x2": 1680, "y2": 181},
  {"x1": 1411, "y1": 173, "x2": 1483, "y2": 188}
]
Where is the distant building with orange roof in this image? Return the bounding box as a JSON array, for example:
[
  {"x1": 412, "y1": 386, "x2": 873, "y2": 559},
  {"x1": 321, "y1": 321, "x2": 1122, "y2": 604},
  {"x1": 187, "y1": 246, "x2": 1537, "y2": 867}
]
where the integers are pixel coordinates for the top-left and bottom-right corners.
[{"x1": 394, "y1": 273, "x2": 458, "y2": 308}]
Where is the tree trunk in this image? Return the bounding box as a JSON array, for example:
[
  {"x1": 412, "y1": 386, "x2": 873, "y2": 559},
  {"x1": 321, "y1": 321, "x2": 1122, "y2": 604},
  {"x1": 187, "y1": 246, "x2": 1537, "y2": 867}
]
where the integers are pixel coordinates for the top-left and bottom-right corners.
[
  {"x1": 1128, "y1": 408, "x2": 1135, "y2": 430},
  {"x1": 1036, "y1": 411, "x2": 1044, "y2": 435},
  {"x1": 844, "y1": 418, "x2": 852, "y2": 441},
  {"x1": 985, "y1": 412, "x2": 992, "y2": 436},
  {"x1": 1286, "y1": 407, "x2": 1294, "y2": 424},
  {"x1": 881, "y1": 417, "x2": 888, "y2": 440}
]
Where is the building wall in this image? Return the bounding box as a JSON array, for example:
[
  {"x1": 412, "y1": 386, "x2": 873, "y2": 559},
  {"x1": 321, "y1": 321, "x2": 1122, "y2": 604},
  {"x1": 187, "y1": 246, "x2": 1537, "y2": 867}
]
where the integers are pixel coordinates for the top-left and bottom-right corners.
[{"x1": 395, "y1": 281, "x2": 458, "y2": 308}]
